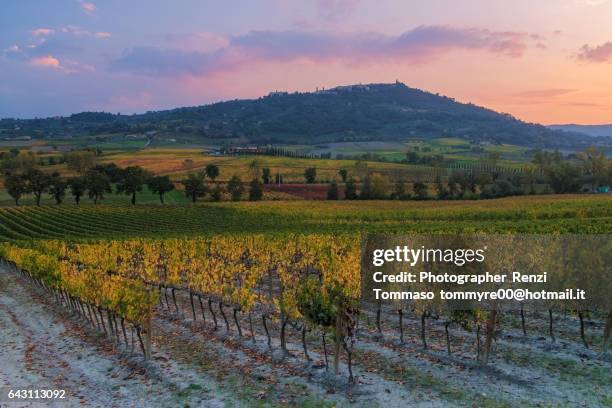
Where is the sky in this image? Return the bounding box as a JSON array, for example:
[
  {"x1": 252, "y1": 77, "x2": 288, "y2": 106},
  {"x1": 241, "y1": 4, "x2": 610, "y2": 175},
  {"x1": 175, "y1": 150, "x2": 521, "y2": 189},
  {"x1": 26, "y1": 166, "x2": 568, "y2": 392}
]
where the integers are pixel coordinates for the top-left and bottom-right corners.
[{"x1": 1, "y1": 0, "x2": 612, "y2": 124}]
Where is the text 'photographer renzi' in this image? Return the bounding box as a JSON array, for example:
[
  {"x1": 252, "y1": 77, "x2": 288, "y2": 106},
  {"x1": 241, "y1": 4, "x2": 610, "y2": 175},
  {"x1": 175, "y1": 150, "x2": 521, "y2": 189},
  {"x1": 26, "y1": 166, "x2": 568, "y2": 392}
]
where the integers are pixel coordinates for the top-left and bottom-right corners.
[{"x1": 361, "y1": 234, "x2": 611, "y2": 311}]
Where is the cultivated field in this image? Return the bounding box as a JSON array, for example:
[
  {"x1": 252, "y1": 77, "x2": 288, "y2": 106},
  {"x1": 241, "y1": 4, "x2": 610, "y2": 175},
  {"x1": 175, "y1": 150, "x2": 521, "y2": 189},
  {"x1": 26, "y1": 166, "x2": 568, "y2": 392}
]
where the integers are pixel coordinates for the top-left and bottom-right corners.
[
  {"x1": 0, "y1": 195, "x2": 610, "y2": 241},
  {"x1": 0, "y1": 195, "x2": 610, "y2": 407}
]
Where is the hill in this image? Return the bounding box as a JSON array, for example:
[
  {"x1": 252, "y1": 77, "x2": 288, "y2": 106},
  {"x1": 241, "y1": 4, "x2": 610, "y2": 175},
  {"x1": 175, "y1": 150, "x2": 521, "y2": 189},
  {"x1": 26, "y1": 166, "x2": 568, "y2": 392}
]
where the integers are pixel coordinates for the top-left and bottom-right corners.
[
  {"x1": 0, "y1": 82, "x2": 601, "y2": 148},
  {"x1": 548, "y1": 124, "x2": 612, "y2": 138}
]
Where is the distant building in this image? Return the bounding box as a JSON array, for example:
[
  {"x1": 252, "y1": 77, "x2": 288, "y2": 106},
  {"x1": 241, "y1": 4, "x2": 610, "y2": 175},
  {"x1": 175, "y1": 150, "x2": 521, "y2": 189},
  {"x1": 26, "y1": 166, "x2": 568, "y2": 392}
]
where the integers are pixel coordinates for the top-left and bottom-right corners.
[
  {"x1": 267, "y1": 91, "x2": 288, "y2": 97},
  {"x1": 223, "y1": 146, "x2": 263, "y2": 155},
  {"x1": 332, "y1": 84, "x2": 370, "y2": 92}
]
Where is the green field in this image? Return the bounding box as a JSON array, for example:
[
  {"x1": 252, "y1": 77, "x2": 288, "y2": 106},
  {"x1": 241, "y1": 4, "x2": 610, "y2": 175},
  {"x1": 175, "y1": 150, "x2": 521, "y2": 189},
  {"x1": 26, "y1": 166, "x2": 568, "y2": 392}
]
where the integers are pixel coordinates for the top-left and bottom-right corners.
[
  {"x1": 0, "y1": 195, "x2": 609, "y2": 242},
  {"x1": 263, "y1": 138, "x2": 530, "y2": 164}
]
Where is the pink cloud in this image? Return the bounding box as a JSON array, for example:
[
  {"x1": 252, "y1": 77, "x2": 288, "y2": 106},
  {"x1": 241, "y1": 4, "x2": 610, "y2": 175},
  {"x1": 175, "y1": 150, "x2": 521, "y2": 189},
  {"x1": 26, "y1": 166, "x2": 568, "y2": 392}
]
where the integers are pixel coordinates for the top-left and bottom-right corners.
[
  {"x1": 113, "y1": 26, "x2": 538, "y2": 77},
  {"x1": 32, "y1": 28, "x2": 55, "y2": 37},
  {"x1": 95, "y1": 32, "x2": 112, "y2": 39},
  {"x1": 81, "y1": 2, "x2": 96, "y2": 14},
  {"x1": 31, "y1": 55, "x2": 61, "y2": 69},
  {"x1": 228, "y1": 26, "x2": 535, "y2": 60},
  {"x1": 28, "y1": 55, "x2": 92, "y2": 73},
  {"x1": 578, "y1": 42, "x2": 612, "y2": 62}
]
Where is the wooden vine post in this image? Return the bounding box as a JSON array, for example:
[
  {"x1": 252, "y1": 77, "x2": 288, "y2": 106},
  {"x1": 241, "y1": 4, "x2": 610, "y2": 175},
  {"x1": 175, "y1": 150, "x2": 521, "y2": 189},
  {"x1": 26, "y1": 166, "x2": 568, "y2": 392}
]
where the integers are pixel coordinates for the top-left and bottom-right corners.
[{"x1": 144, "y1": 299, "x2": 153, "y2": 360}]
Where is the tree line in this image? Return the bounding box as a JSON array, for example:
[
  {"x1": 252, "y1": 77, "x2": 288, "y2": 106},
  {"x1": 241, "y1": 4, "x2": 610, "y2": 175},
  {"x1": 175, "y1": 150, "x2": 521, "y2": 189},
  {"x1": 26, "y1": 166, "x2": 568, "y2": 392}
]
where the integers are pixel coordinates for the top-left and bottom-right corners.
[
  {"x1": 181, "y1": 165, "x2": 264, "y2": 203},
  {"x1": 224, "y1": 146, "x2": 333, "y2": 160},
  {"x1": 1, "y1": 151, "x2": 265, "y2": 205},
  {"x1": 321, "y1": 147, "x2": 610, "y2": 201},
  {"x1": 1, "y1": 147, "x2": 609, "y2": 205}
]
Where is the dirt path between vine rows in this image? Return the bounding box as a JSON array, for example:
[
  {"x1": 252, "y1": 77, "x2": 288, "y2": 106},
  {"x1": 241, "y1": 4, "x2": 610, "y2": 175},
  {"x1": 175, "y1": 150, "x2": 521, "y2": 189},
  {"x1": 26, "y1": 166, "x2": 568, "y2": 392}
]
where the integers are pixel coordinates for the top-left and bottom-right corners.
[
  {"x1": 0, "y1": 266, "x2": 233, "y2": 408},
  {"x1": 0, "y1": 264, "x2": 419, "y2": 408}
]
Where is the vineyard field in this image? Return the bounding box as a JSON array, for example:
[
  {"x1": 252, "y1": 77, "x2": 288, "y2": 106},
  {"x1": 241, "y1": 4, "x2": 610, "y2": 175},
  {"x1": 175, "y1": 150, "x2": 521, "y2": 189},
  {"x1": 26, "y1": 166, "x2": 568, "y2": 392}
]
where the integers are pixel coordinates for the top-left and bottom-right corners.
[
  {"x1": 0, "y1": 193, "x2": 610, "y2": 408},
  {"x1": 0, "y1": 195, "x2": 610, "y2": 242},
  {"x1": 0, "y1": 233, "x2": 610, "y2": 407}
]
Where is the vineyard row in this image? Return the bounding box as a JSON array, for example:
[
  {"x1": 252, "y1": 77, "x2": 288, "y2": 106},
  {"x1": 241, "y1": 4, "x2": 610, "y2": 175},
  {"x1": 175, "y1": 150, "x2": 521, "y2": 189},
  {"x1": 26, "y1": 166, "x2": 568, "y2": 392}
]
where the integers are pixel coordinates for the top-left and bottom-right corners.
[{"x1": 1, "y1": 236, "x2": 610, "y2": 382}]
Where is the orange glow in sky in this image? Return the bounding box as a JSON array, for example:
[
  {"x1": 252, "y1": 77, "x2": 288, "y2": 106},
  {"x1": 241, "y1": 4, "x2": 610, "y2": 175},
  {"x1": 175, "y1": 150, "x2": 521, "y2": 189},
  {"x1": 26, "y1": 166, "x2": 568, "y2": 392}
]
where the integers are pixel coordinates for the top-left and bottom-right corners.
[{"x1": 2, "y1": 0, "x2": 612, "y2": 124}]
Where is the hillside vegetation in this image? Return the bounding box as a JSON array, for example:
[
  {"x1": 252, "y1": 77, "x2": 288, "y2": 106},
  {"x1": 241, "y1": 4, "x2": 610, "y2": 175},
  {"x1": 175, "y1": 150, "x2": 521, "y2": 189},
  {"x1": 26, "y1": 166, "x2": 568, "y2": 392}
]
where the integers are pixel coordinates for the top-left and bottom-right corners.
[{"x1": 1, "y1": 83, "x2": 598, "y2": 148}]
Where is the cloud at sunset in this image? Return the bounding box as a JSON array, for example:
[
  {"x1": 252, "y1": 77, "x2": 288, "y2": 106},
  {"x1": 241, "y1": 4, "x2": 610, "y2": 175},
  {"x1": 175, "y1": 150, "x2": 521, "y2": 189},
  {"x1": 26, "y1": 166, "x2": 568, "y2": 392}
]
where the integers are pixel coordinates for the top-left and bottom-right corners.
[
  {"x1": 112, "y1": 26, "x2": 535, "y2": 77},
  {"x1": 81, "y1": 1, "x2": 96, "y2": 14},
  {"x1": 4, "y1": 24, "x2": 111, "y2": 65},
  {"x1": 30, "y1": 55, "x2": 61, "y2": 69},
  {"x1": 578, "y1": 41, "x2": 612, "y2": 62},
  {"x1": 0, "y1": 32, "x2": 96, "y2": 81},
  {"x1": 32, "y1": 28, "x2": 55, "y2": 37}
]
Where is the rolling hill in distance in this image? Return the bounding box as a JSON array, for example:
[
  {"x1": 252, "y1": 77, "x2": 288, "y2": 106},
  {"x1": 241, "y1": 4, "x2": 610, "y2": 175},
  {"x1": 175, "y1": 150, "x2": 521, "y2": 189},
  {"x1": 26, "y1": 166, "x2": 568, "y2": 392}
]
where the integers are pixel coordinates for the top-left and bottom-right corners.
[
  {"x1": 548, "y1": 124, "x2": 612, "y2": 138},
  {"x1": 1, "y1": 82, "x2": 607, "y2": 149}
]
